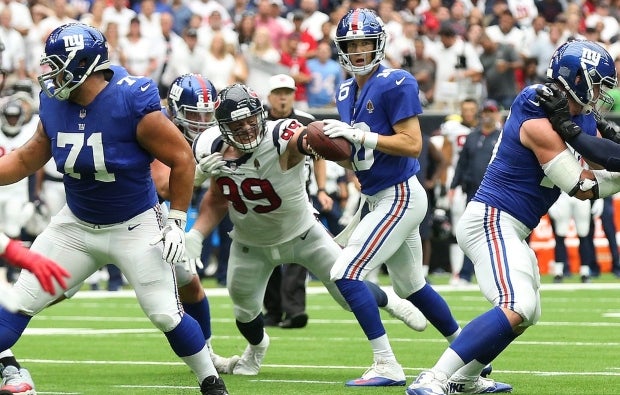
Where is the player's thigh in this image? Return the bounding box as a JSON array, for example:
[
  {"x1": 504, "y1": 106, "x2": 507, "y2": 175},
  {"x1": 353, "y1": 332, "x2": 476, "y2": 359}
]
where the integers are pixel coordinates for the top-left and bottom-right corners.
[
  {"x1": 571, "y1": 198, "x2": 592, "y2": 237},
  {"x1": 15, "y1": 218, "x2": 99, "y2": 314},
  {"x1": 109, "y1": 208, "x2": 182, "y2": 326},
  {"x1": 227, "y1": 242, "x2": 275, "y2": 322},
  {"x1": 458, "y1": 204, "x2": 540, "y2": 323},
  {"x1": 385, "y1": 227, "x2": 427, "y2": 297},
  {"x1": 331, "y1": 178, "x2": 426, "y2": 281},
  {"x1": 296, "y1": 224, "x2": 349, "y2": 310}
]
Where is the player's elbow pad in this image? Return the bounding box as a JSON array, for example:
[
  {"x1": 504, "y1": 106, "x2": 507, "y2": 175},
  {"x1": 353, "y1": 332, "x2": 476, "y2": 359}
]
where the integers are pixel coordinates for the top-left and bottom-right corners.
[{"x1": 541, "y1": 149, "x2": 584, "y2": 195}]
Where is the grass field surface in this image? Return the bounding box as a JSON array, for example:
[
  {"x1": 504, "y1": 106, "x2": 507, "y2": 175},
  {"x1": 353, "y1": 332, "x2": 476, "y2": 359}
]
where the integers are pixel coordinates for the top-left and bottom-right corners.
[{"x1": 11, "y1": 274, "x2": 620, "y2": 394}]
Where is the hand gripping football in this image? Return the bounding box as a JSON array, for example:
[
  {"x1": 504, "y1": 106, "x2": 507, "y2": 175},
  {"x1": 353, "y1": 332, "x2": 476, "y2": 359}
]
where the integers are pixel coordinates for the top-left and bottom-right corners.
[{"x1": 305, "y1": 121, "x2": 351, "y2": 161}]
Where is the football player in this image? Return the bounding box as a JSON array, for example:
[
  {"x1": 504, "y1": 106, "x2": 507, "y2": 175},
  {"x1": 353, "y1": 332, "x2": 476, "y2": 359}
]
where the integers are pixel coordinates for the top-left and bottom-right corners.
[
  {"x1": 0, "y1": 23, "x2": 227, "y2": 395},
  {"x1": 322, "y1": 8, "x2": 468, "y2": 388},
  {"x1": 186, "y1": 83, "x2": 428, "y2": 382},
  {"x1": 408, "y1": 40, "x2": 618, "y2": 395}
]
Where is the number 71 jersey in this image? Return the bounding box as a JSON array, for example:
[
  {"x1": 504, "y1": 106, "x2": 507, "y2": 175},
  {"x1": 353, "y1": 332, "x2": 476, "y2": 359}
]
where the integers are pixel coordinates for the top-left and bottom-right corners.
[
  {"x1": 193, "y1": 119, "x2": 316, "y2": 246},
  {"x1": 38, "y1": 65, "x2": 160, "y2": 224}
]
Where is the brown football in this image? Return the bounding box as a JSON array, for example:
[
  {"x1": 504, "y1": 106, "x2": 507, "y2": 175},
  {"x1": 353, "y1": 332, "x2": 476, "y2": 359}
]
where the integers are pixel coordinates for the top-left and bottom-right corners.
[{"x1": 305, "y1": 121, "x2": 351, "y2": 161}]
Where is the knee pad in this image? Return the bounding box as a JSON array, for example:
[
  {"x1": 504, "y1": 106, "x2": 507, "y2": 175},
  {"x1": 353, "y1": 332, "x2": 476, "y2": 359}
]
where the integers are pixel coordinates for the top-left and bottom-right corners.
[
  {"x1": 148, "y1": 313, "x2": 180, "y2": 332},
  {"x1": 174, "y1": 264, "x2": 194, "y2": 288}
]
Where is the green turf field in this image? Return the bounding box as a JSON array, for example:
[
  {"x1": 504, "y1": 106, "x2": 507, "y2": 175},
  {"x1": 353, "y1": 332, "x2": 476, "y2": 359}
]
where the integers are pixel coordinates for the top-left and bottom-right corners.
[{"x1": 11, "y1": 274, "x2": 620, "y2": 394}]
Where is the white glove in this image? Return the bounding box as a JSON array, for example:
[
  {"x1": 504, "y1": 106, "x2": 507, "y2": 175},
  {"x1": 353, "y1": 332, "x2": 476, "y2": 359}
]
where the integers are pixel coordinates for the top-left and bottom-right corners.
[
  {"x1": 194, "y1": 153, "x2": 235, "y2": 186},
  {"x1": 152, "y1": 209, "x2": 186, "y2": 263},
  {"x1": 185, "y1": 228, "x2": 205, "y2": 270},
  {"x1": 591, "y1": 199, "x2": 604, "y2": 217},
  {"x1": 323, "y1": 119, "x2": 378, "y2": 149}
]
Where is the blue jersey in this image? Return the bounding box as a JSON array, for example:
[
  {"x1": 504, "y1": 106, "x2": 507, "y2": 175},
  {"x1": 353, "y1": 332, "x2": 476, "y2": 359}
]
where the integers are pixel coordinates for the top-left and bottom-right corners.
[
  {"x1": 39, "y1": 65, "x2": 160, "y2": 224},
  {"x1": 335, "y1": 65, "x2": 422, "y2": 195},
  {"x1": 472, "y1": 84, "x2": 596, "y2": 229}
]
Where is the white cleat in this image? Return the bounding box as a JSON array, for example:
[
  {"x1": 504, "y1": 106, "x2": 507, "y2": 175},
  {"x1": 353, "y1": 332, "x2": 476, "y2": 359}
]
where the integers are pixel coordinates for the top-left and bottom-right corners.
[
  {"x1": 0, "y1": 366, "x2": 36, "y2": 395},
  {"x1": 447, "y1": 375, "x2": 513, "y2": 394},
  {"x1": 406, "y1": 370, "x2": 448, "y2": 395},
  {"x1": 210, "y1": 351, "x2": 241, "y2": 375},
  {"x1": 382, "y1": 288, "x2": 427, "y2": 331},
  {"x1": 345, "y1": 358, "x2": 406, "y2": 386},
  {"x1": 232, "y1": 333, "x2": 270, "y2": 376}
]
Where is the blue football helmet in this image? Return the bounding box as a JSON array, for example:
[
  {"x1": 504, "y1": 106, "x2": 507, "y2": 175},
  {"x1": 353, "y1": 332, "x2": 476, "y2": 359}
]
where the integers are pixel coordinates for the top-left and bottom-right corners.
[
  {"x1": 334, "y1": 8, "x2": 386, "y2": 76},
  {"x1": 38, "y1": 23, "x2": 110, "y2": 101},
  {"x1": 546, "y1": 40, "x2": 617, "y2": 114},
  {"x1": 167, "y1": 74, "x2": 218, "y2": 142},
  {"x1": 215, "y1": 84, "x2": 266, "y2": 153}
]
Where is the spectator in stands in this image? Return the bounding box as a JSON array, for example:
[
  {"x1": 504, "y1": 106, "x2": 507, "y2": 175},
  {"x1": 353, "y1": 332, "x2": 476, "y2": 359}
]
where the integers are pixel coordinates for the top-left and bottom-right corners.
[
  {"x1": 290, "y1": 10, "x2": 318, "y2": 59},
  {"x1": 197, "y1": 9, "x2": 239, "y2": 53},
  {"x1": 137, "y1": 0, "x2": 162, "y2": 41},
  {"x1": 0, "y1": 7, "x2": 27, "y2": 88},
  {"x1": 478, "y1": 32, "x2": 522, "y2": 110},
  {"x1": 119, "y1": 17, "x2": 159, "y2": 79},
  {"x1": 102, "y1": 0, "x2": 136, "y2": 37},
  {"x1": 306, "y1": 41, "x2": 342, "y2": 108},
  {"x1": 169, "y1": 0, "x2": 192, "y2": 35},
  {"x1": 254, "y1": 0, "x2": 288, "y2": 50},
  {"x1": 202, "y1": 32, "x2": 237, "y2": 91},
  {"x1": 298, "y1": 0, "x2": 329, "y2": 42},
  {"x1": 485, "y1": 10, "x2": 525, "y2": 55},
  {"x1": 236, "y1": 11, "x2": 257, "y2": 53},
  {"x1": 279, "y1": 32, "x2": 312, "y2": 109},
  {"x1": 411, "y1": 37, "x2": 435, "y2": 108}
]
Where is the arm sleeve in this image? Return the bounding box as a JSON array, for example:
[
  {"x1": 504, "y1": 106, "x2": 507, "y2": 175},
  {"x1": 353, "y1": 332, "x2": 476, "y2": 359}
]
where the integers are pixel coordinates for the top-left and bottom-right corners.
[{"x1": 569, "y1": 132, "x2": 620, "y2": 171}]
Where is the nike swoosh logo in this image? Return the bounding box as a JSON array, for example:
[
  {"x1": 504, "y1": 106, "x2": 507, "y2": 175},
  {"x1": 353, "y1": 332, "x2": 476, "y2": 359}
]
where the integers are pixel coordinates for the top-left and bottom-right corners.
[
  {"x1": 128, "y1": 224, "x2": 141, "y2": 231},
  {"x1": 300, "y1": 229, "x2": 310, "y2": 240},
  {"x1": 396, "y1": 77, "x2": 406, "y2": 85},
  {"x1": 528, "y1": 99, "x2": 540, "y2": 107},
  {"x1": 140, "y1": 83, "x2": 151, "y2": 92}
]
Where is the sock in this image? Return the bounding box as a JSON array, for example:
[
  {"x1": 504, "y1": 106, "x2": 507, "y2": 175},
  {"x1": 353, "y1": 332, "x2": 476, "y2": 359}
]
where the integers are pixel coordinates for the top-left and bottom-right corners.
[
  {"x1": 183, "y1": 297, "x2": 212, "y2": 340},
  {"x1": 450, "y1": 307, "x2": 517, "y2": 365},
  {"x1": 164, "y1": 314, "x2": 207, "y2": 357},
  {"x1": 408, "y1": 283, "x2": 459, "y2": 337},
  {"x1": 0, "y1": 309, "x2": 31, "y2": 351},
  {"x1": 452, "y1": 359, "x2": 487, "y2": 379},
  {"x1": 0, "y1": 356, "x2": 19, "y2": 370},
  {"x1": 180, "y1": 343, "x2": 217, "y2": 382},
  {"x1": 364, "y1": 280, "x2": 388, "y2": 307},
  {"x1": 336, "y1": 278, "x2": 385, "y2": 340},
  {"x1": 236, "y1": 314, "x2": 265, "y2": 345},
  {"x1": 370, "y1": 334, "x2": 395, "y2": 360}
]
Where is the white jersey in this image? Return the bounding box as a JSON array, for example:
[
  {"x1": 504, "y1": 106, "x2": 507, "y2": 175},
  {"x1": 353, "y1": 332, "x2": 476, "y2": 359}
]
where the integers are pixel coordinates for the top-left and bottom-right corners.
[
  {"x1": 440, "y1": 119, "x2": 472, "y2": 169},
  {"x1": 0, "y1": 116, "x2": 37, "y2": 202},
  {"x1": 193, "y1": 120, "x2": 316, "y2": 246}
]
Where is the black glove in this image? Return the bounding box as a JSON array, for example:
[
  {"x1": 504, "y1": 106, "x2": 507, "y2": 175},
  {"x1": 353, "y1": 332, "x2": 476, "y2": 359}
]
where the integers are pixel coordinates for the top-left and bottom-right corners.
[
  {"x1": 535, "y1": 83, "x2": 582, "y2": 141},
  {"x1": 597, "y1": 117, "x2": 620, "y2": 144}
]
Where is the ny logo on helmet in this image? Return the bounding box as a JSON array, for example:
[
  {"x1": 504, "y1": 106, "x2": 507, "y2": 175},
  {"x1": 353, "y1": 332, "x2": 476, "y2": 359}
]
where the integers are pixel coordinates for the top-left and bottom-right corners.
[
  {"x1": 62, "y1": 34, "x2": 85, "y2": 52},
  {"x1": 581, "y1": 48, "x2": 601, "y2": 67},
  {"x1": 168, "y1": 83, "x2": 183, "y2": 101}
]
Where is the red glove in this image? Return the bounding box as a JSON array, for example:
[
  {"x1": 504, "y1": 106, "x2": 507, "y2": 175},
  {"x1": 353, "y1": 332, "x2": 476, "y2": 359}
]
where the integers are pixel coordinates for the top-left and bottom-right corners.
[{"x1": 2, "y1": 240, "x2": 70, "y2": 295}]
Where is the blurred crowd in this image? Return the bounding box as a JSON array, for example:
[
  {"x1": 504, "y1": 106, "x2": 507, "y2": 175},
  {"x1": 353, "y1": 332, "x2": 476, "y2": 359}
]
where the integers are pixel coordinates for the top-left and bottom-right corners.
[{"x1": 2, "y1": 0, "x2": 620, "y2": 112}]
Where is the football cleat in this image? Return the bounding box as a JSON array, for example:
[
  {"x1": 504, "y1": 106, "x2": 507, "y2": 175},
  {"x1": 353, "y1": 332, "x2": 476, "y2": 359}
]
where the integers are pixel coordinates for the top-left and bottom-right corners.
[
  {"x1": 232, "y1": 333, "x2": 269, "y2": 375},
  {"x1": 0, "y1": 366, "x2": 35, "y2": 395},
  {"x1": 447, "y1": 375, "x2": 512, "y2": 394},
  {"x1": 210, "y1": 351, "x2": 240, "y2": 375},
  {"x1": 382, "y1": 289, "x2": 427, "y2": 332},
  {"x1": 345, "y1": 358, "x2": 406, "y2": 386},
  {"x1": 200, "y1": 375, "x2": 228, "y2": 395},
  {"x1": 406, "y1": 370, "x2": 448, "y2": 395}
]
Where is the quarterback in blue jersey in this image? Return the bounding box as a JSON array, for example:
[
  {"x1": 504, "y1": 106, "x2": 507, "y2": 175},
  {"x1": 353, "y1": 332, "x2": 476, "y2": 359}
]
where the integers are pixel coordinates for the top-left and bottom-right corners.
[
  {"x1": 407, "y1": 40, "x2": 619, "y2": 395},
  {"x1": 0, "y1": 23, "x2": 227, "y2": 395},
  {"x1": 321, "y1": 8, "x2": 465, "y2": 388}
]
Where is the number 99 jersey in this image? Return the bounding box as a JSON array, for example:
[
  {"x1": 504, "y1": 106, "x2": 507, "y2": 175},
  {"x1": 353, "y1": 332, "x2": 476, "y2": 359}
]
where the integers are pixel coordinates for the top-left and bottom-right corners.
[{"x1": 192, "y1": 119, "x2": 317, "y2": 246}]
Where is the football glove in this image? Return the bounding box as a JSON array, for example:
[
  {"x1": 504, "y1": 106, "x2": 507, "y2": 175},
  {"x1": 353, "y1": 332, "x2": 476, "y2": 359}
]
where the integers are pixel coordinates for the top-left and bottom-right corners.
[
  {"x1": 591, "y1": 199, "x2": 604, "y2": 217},
  {"x1": 194, "y1": 153, "x2": 235, "y2": 186},
  {"x1": 535, "y1": 83, "x2": 582, "y2": 141},
  {"x1": 153, "y1": 209, "x2": 186, "y2": 264},
  {"x1": 184, "y1": 228, "x2": 205, "y2": 270},
  {"x1": 597, "y1": 117, "x2": 620, "y2": 144},
  {"x1": 0, "y1": 234, "x2": 70, "y2": 295},
  {"x1": 323, "y1": 119, "x2": 378, "y2": 149}
]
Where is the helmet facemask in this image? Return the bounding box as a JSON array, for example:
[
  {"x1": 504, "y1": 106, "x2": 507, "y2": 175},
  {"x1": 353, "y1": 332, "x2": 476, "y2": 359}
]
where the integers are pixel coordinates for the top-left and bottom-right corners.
[
  {"x1": 173, "y1": 103, "x2": 216, "y2": 142},
  {"x1": 335, "y1": 34, "x2": 386, "y2": 76},
  {"x1": 220, "y1": 110, "x2": 266, "y2": 153}
]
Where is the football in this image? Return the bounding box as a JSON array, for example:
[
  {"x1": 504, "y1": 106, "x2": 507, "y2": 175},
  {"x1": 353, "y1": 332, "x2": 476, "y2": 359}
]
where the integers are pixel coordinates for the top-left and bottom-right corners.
[{"x1": 305, "y1": 121, "x2": 351, "y2": 161}]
